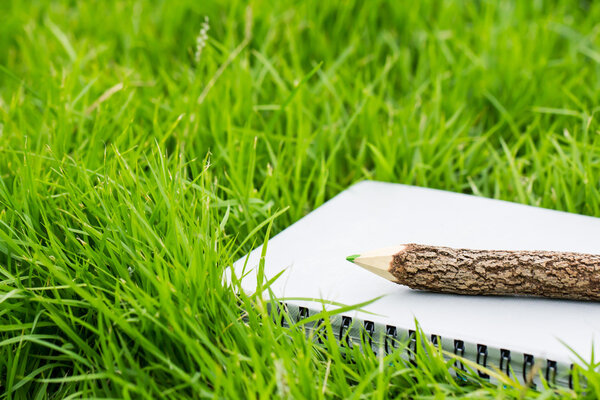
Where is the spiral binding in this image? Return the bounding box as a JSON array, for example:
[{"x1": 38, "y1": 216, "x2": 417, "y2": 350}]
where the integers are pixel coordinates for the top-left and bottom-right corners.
[
  {"x1": 385, "y1": 325, "x2": 397, "y2": 354},
  {"x1": 315, "y1": 318, "x2": 326, "y2": 344},
  {"x1": 298, "y1": 306, "x2": 309, "y2": 321},
  {"x1": 546, "y1": 360, "x2": 557, "y2": 384},
  {"x1": 569, "y1": 364, "x2": 573, "y2": 389},
  {"x1": 454, "y1": 340, "x2": 466, "y2": 373},
  {"x1": 500, "y1": 349, "x2": 511, "y2": 376},
  {"x1": 363, "y1": 321, "x2": 375, "y2": 354},
  {"x1": 523, "y1": 354, "x2": 535, "y2": 387},
  {"x1": 277, "y1": 302, "x2": 289, "y2": 327},
  {"x1": 407, "y1": 330, "x2": 417, "y2": 365},
  {"x1": 339, "y1": 316, "x2": 353, "y2": 348},
  {"x1": 476, "y1": 345, "x2": 490, "y2": 379},
  {"x1": 268, "y1": 302, "x2": 575, "y2": 388}
]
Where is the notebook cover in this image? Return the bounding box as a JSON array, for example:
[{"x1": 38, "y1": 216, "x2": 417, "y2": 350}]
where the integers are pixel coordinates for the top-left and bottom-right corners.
[{"x1": 232, "y1": 180, "x2": 600, "y2": 368}]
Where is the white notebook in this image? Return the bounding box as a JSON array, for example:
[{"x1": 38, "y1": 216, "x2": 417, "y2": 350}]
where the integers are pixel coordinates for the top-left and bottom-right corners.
[{"x1": 232, "y1": 181, "x2": 600, "y2": 387}]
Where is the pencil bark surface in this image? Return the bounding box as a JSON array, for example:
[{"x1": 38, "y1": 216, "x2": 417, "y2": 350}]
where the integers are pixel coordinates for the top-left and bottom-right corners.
[{"x1": 390, "y1": 244, "x2": 600, "y2": 300}]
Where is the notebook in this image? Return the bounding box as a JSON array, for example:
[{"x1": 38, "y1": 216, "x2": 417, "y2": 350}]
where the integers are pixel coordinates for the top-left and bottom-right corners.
[{"x1": 231, "y1": 181, "x2": 600, "y2": 388}]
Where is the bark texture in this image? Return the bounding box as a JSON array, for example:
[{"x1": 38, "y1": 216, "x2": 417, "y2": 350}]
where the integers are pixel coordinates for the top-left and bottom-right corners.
[{"x1": 390, "y1": 244, "x2": 600, "y2": 301}]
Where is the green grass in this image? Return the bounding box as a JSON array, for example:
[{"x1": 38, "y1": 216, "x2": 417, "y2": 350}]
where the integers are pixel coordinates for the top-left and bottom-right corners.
[{"x1": 2, "y1": 0, "x2": 600, "y2": 398}]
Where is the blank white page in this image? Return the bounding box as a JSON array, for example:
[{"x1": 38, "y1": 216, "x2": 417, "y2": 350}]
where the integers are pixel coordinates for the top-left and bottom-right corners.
[{"x1": 233, "y1": 181, "x2": 600, "y2": 364}]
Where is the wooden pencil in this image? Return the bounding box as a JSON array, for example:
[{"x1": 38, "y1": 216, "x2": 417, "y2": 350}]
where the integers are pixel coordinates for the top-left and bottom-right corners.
[{"x1": 346, "y1": 243, "x2": 600, "y2": 301}]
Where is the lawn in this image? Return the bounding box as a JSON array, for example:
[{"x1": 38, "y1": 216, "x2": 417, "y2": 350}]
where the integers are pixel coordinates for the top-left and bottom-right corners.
[{"x1": 1, "y1": 0, "x2": 600, "y2": 398}]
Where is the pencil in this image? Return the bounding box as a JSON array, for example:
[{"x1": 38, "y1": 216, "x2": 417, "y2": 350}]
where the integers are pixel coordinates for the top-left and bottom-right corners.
[{"x1": 346, "y1": 243, "x2": 600, "y2": 301}]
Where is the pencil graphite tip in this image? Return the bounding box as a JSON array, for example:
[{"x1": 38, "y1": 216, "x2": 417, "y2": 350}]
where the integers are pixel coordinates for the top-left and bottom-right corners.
[{"x1": 346, "y1": 254, "x2": 360, "y2": 263}]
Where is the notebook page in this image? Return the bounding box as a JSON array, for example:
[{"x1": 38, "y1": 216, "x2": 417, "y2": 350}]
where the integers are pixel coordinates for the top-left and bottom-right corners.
[{"x1": 232, "y1": 181, "x2": 600, "y2": 365}]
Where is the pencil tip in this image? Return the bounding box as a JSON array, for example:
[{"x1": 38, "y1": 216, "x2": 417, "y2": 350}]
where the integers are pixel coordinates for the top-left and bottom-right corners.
[{"x1": 346, "y1": 254, "x2": 360, "y2": 263}]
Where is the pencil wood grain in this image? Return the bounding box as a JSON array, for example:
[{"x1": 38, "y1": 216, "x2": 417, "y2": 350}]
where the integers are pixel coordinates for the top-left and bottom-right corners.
[{"x1": 350, "y1": 244, "x2": 600, "y2": 301}]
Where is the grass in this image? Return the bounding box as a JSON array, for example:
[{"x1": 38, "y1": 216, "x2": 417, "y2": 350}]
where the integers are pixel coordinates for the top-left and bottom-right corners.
[{"x1": 2, "y1": 0, "x2": 600, "y2": 397}]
